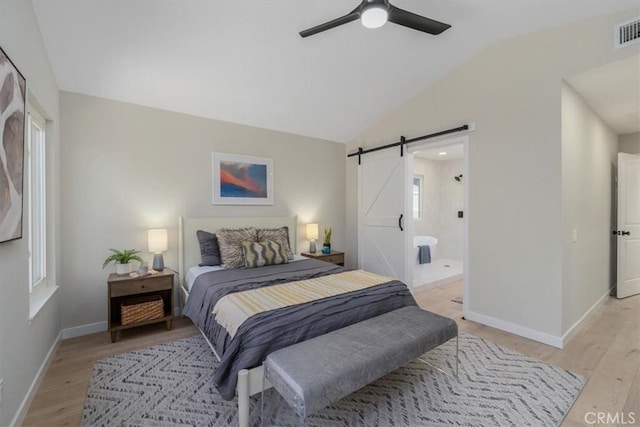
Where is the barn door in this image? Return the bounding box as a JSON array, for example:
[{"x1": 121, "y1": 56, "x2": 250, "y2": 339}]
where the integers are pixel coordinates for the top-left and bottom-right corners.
[{"x1": 358, "y1": 149, "x2": 411, "y2": 283}]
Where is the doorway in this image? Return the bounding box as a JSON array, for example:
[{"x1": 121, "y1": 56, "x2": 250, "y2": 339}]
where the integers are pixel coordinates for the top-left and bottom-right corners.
[
  {"x1": 356, "y1": 132, "x2": 471, "y2": 312},
  {"x1": 564, "y1": 55, "x2": 640, "y2": 302},
  {"x1": 408, "y1": 136, "x2": 469, "y2": 308}
]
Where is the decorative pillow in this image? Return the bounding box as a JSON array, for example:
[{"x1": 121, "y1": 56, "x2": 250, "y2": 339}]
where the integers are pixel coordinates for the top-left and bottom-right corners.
[
  {"x1": 241, "y1": 240, "x2": 290, "y2": 268},
  {"x1": 196, "y1": 230, "x2": 221, "y2": 266},
  {"x1": 257, "y1": 226, "x2": 294, "y2": 260},
  {"x1": 216, "y1": 227, "x2": 258, "y2": 268}
]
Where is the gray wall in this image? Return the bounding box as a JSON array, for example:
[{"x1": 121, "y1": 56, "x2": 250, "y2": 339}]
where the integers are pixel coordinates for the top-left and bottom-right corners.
[
  {"x1": 619, "y1": 132, "x2": 640, "y2": 154},
  {"x1": 59, "y1": 91, "x2": 346, "y2": 329},
  {"x1": 0, "y1": 1, "x2": 61, "y2": 425},
  {"x1": 345, "y1": 9, "x2": 639, "y2": 344}
]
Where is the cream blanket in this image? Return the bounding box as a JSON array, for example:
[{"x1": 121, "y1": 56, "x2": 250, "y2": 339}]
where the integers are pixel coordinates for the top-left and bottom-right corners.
[{"x1": 213, "y1": 270, "x2": 393, "y2": 338}]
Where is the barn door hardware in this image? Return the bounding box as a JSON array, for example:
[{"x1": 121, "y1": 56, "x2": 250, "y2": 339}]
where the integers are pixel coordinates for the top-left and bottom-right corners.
[{"x1": 348, "y1": 124, "x2": 470, "y2": 162}]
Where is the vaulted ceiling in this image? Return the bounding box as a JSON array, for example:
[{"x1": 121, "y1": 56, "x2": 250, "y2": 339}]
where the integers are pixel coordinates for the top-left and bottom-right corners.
[{"x1": 32, "y1": 1, "x2": 638, "y2": 142}]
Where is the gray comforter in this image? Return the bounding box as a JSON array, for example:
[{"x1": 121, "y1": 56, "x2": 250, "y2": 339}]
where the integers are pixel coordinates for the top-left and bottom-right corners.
[{"x1": 183, "y1": 259, "x2": 417, "y2": 400}]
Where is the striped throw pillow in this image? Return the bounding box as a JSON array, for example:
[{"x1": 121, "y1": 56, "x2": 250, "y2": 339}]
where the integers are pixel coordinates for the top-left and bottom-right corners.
[
  {"x1": 241, "y1": 240, "x2": 290, "y2": 268},
  {"x1": 256, "y1": 226, "x2": 294, "y2": 260}
]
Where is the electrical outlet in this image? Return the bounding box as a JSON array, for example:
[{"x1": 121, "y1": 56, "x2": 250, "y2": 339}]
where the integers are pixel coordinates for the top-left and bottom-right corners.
[{"x1": 0, "y1": 378, "x2": 4, "y2": 405}]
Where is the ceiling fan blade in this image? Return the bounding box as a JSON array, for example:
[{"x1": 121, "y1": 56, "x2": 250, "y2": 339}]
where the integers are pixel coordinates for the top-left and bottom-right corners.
[
  {"x1": 388, "y1": 5, "x2": 451, "y2": 35},
  {"x1": 299, "y1": 11, "x2": 360, "y2": 38}
]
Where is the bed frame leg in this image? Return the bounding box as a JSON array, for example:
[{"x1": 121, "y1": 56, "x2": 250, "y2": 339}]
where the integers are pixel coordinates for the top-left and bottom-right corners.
[{"x1": 238, "y1": 369, "x2": 250, "y2": 427}]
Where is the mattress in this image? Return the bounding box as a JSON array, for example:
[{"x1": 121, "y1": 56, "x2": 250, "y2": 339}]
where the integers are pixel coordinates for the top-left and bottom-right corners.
[{"x1": 182, "y1": 259, "x2": 417, "y2": 400}]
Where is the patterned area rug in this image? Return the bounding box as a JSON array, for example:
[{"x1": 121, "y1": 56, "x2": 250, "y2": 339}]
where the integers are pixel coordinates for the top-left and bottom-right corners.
[{"x1": 82, "y1": 333, "x2": 585, "y2": 426}]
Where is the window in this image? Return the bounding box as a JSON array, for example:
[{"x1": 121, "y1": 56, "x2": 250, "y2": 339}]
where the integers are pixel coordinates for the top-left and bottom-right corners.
[
  {"x1": 413, "y1": 175, "x2": 423, "y2": 219},
  {"x1": 28, "y1": 109, "x2": 46, "y2": 293}
]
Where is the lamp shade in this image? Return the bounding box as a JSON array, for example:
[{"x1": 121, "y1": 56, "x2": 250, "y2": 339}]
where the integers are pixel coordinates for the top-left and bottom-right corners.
[
  {"x1": 306, "y1": 223, "x2": 319, "y2": 240},
  {"x1": 148, "y1": 229, "x2": 168, "y2": 253}
]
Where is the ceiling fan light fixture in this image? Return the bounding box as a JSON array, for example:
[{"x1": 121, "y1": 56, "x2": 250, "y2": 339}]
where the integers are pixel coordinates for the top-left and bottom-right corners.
[{"x1": 361, "y1": 5, "x2": 388, "y2": 29}]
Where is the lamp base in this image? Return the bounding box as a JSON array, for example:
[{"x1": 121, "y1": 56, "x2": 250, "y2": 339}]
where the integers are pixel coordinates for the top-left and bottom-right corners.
[
  {"x1": 309, "y1": 241, "x2": 317, "y2": 253},
  {"x1": 152, "y1": 253, "x2": 165, "y2": 272}
]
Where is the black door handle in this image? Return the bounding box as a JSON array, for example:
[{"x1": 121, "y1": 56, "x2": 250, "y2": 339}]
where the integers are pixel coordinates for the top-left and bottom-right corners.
[
  {"x1": 622, "y1": 231, "x2": 631, "y2": 236},
  {"x1": 398, "y1": 214, "x2": 403, "y2": 231}
]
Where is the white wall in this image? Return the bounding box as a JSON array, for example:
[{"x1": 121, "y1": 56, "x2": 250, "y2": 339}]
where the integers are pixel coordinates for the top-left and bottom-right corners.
[
  {"x1": 561, "y1": 82, "x2": 618, "y2": 335},
  {"x1": 59, "y1": 91, "x2": 345, "y2": 329},
  {"x1": 413, "y1": 157, "x2": 464, "y2": 261},
  {"x1": 345, "y1": 9, "x2": 639, "y2": 344},
  {"x1": 0, "y1": 1, "x2": 61, "y2": 425},
  {"x1": 619, "y1": 132, "x2": 640, "y2": 154}
]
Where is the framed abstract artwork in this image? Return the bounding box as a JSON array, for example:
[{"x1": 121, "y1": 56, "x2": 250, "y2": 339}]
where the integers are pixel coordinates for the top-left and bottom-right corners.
[
  {"x1": 0, "y1": 47, "x2": 26, "y2": 243},
  {"x1": 212, "y1": 152, "x2": 274, "y2": 205}
]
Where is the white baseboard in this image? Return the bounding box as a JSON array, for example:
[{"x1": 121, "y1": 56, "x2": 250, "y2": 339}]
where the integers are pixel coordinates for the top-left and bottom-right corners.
[
  {"x1": 10, "y1": 330, "x2": 62, "y2": 427},
  {"x1": 561, "y1": 287, "x2": 612, "y2": 347},
  {"x1": 61, "y1": 321, "x2": 107, "y2": 339},
  {"x1": 464, "y1": 310, "x2": 564, "y2": 349},
  {"x1": 12, "y1": 308, "x2": 185, "y2": 425}
]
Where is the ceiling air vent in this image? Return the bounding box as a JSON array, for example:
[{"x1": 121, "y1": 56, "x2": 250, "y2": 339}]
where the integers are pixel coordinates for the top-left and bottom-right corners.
[{"x1": 615, "y1": 17, "x2": 640, "y2": 49}]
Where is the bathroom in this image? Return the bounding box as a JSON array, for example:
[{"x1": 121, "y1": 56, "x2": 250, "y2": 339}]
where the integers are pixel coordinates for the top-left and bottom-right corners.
[{"x1": 412, "y1": 143, "x2": 465, "y2": 289}]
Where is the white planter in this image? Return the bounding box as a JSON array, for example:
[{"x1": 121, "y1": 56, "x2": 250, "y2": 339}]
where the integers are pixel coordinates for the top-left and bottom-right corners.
[{"x1": 116, "y1": 263, "x2": 133, "y2": 275}]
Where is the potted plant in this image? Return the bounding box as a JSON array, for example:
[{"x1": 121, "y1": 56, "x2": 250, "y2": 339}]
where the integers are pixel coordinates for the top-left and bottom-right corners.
[
  {"x1": 103, "y1": 249, "x2": 143, "y2": 275},
  {"x1": 322, "y1": 227, "x2": 332, "y2": 253}
]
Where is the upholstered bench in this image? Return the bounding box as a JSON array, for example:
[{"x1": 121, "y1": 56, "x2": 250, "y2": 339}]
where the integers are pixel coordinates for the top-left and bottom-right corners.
[{"x1": 262, "y1": 306, "x2": 458, "y2": 420}]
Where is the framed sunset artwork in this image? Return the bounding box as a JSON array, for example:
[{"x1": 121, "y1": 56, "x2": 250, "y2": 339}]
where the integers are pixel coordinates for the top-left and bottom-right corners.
[{"x1": 212, "y1": 153, "x2": 273, "y2": 205}]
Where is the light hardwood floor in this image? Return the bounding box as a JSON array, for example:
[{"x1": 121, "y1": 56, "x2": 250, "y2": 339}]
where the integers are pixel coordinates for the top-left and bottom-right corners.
[
  {"x1": 23, "y1": 281, "x2": 640, "y2": 426},
  {"x1": 23, "y1": 318, "x2": 199, "y2": 426},
  {"x1": 414, "y1": 281, "x2": 640, "y2": 426}
]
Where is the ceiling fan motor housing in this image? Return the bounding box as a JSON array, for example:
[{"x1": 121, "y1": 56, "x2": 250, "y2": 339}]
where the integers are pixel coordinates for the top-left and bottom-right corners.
[{"x1": 361, "y1": 0, "x2": 390, "y2": 28}]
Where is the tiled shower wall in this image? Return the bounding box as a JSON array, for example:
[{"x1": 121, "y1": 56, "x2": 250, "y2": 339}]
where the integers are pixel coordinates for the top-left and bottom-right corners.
[{"x1": 413, "y1": 157, "x2": 464, "y2": 261}]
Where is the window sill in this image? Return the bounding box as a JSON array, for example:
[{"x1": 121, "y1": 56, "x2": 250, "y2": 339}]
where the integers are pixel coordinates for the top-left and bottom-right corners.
[{"x1": 29, "y1": 285, "x2": 59, "y2": 322}]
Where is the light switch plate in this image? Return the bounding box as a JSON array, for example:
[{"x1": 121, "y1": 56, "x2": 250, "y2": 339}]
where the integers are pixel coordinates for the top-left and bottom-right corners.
[
  {"x1": 0, "y1": 378, "x2": 4, "y2": 405},
  {"x1": 572, "y1": 229, "x2": 578, "y2": 243}
]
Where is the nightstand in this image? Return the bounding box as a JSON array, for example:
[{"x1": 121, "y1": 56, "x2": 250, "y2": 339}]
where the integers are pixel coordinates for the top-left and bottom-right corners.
[
  {"x1": 301, "y1": 250, "x2": 345, "y2": 266},
  {"x1": 107, "y1": 269, "x2": 175, "y2": 343}
]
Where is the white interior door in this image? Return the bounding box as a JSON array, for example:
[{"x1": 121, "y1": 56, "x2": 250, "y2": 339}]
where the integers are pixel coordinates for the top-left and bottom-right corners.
[
  {"x1": 616, "y1": 152, "x2": 640, "y2": 299},
  {"x1": 358, "y1": 149, "x2": 410, "y2": 282}
]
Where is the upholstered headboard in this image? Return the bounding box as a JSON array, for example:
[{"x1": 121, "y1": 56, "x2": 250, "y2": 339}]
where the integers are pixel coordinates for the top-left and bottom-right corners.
[{"x1": 178, "y1": 216, "x2": 298, "y2": 290}]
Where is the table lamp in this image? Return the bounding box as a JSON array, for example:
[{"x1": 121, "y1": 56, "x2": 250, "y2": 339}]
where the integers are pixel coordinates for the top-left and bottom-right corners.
[
  {"x1": 306, "y1": 223, "x2": 318, "y2": 253},
  {"x1": 148, "y1": 229, "x2": 168, "y2": 271}
]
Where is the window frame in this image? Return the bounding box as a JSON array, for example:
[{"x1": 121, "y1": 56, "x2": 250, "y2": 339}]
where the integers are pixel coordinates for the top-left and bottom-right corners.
[
  {"x1": 27, "y1": 108, "x2": 47, "y2": 294},
  {"x1": 413, "y1": 174, "x2": 423, "y2": 219}
]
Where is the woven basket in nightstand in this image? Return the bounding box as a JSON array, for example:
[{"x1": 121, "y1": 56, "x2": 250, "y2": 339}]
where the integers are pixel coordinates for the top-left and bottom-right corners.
[{"x1": 121, "y1": 295, "x2": 164, "y2": 325}]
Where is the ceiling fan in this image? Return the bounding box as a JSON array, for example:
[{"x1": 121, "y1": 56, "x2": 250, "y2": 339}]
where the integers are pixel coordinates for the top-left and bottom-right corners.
[{"x1": 299, "y1": 0, "x2": 451, "y2": 38}]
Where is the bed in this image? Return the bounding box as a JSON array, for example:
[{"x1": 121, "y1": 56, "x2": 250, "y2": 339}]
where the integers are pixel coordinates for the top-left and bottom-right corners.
[{"x1": 178, "y1": 216, "x2": 417, "y2": 427}]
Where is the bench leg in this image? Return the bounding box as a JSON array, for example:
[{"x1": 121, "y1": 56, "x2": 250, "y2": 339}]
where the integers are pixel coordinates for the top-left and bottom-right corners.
[
  {"x1": 238, "y1": 369, "x2": 250, "y2": 427},
  {"x1": 455, "y1": 334, "x2": 459, "y2": 377},
  {"x1": 417, "y1": 334, "x2": 459, "y2": 378}
]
